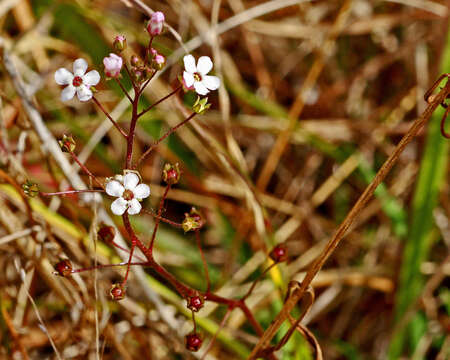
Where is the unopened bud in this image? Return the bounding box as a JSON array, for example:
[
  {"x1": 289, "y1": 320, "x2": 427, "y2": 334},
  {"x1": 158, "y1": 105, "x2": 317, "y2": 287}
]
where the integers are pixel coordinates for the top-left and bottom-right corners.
[
  {"x1": 151, "y1": 53, "x2": 166, "y2": 71},
  {"x1": 192, "y1": 96, "x2": 211, "y2": 114},
  {"x1": 186, "y1": 294, "x2": 204, "y2": 312},
  {"x1": 22, "y1": 180, "x2": 39, "y2": 197},
  {"x1": 110, "y1": 283, "x2": 126, "y2": 301},
  {"x1": 130, "y1": 55, "x2": 143, "y2": 67},
  {"x1": 113, "y1": 35, "x2": 127, "y2": 52},
  {"x1": 162, "y1": 163, "x2": 181, "y2": 185},
  {"x1": 185, "y1": 332, "x2": 202, "y2": 352},
  {"x1": 53, "y1": 259, "x2": 73, "y2": 277},
  {"x1": 97, "y1": 224, "x2": 116, "y2": 243},
  {"x1": 269, "y1": 243, "x2": 288, "y2": 263},
  {"x1": 58, "y1": 134, "x2": 76, "y2": 153},
  {"x1": 131, "y1": 67, "x2": 144, "y2": 83},
  {"x1": 147, "y1": 12, "x2": 165, "y2": 36}
]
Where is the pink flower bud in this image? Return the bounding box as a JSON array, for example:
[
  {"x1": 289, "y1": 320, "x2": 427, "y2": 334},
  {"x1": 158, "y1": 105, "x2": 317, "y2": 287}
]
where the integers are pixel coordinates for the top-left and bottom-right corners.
[
  {"x1": 103, "y1": 53, "x2": 123, "y2": 78},
  {"x1": 147, "y1": 11, "x2": 165, "y2": 36},
  {"x1": 152, "y1": 54, "x2": 166, "y2": 70},
  {"x1": 113, "y1": 35, "x2": 127, "y2": 52}
]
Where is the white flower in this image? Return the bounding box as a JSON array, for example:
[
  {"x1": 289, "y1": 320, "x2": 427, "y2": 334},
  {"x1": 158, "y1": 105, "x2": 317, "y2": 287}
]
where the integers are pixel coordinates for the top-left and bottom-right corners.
[
  {"x1": 54, "y1": 58, "x2": 100, "y2": 102},
  {"x1": 183, "y1": 55, "x2": 220, "y2": 96},
  {"x1": 106, "y1": 173, "x2": 150, "y2": 216}
]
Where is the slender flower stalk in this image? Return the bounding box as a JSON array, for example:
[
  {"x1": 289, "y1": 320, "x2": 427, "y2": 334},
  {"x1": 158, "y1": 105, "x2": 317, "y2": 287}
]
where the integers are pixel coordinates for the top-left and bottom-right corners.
[
  {"x1": 135, "y1": 112, "x2": 197, "y2": 168},
  {"x1": 40, "y1": 189, "x2": 104, "y2": 196},
  {"x1": 92, "y1": 97, "x2": 128, "y2": 138},
  {"x1": 137, "y1": 84, "x2": 182, "y2": 118},
  {"x1": 148, "y1": 184, "x2": 170, "y2": 251}
]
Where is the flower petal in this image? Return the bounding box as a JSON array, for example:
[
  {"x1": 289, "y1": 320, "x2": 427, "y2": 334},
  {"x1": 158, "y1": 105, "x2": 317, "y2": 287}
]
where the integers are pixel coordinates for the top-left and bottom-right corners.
[
  {"x1": 194, "y1": 81, "x2": 209, "y2": 95},
  {"x1": 123, "y1": 173, "x2": 140, "y2": 190},
  {"x1": 106, "y1": 180, "x2": 125, "y2": 197},
  {"x1": 127, "y1": 199, "x2": 142, "y2": 215},
  {"x1": 202, "y1": 75, "x2": 220, "y2": 91},
  {"x1": 76, "y1": 85, "x2": 93, "y2": 102},
  {"x1": 111, "y1": 197, "x2": 128, "y2": 216},
  {"x1": 73, "y1": 58, "x2": 88, "y2": 76},
  {"x1": 183, "y1": 71, "x2": 195, "y2": 88},
  {"x1": 54, "y1": 68, "x2": 73, "y2": 85},
  {"x1": 61, "y1": 85, "x2": 76, "y2": 101},
  {"x1": 83, "y1": 70, "x2": 100, "y2": 86},
  {"x1": 133, "y1": 184, "x2": 150, "y2": 199},
  {"x1": 197, "y1": 56, "x2": 213, "y2": 75},
  {"x1": 183, "y1": 54, "x2": 197, "y2": 73}
]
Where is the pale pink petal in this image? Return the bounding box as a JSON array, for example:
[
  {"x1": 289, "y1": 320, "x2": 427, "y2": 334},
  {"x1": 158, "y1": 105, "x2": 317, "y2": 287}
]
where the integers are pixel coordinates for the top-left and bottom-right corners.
[
  {"x1": 73, "y1": 58, "x2": 88, "y2": 76},
  {"x1": 83, "y1": 70, "x2": 100, "y2": 86},
  {"x1": 202, "y1": 75, "x2": 220, "y2": 91},
  {"x1": 123, "y1": 173, "x2": 140, "y2": 190},
  {"x1": 54, "y1": 68, "x2": 73, "y2": 85},
  {"x1": 183, "y1": 71, "x2": 195, "y2": 88},
  {"x1": 111, "y1": 197, "x2": 128, "y2": 215},
  {"x1": 183, "y1": 54, "x2": 197, "y2": 73},
  {"x1": 127, "y1": 199, "x2": 142, "y2": 215},
  {"x1": 194, "y1": 81, "x2": 209, "y2": 95},
  {"x1": 133, "y1": 184, "x2": 150, "y2": 199},
  {"x1": 61, "y1": 85, "x2": 76, "y2": 101},
  {"x1": 106, "y1": 180, "x2": 125, "y2": 197},
  {"x1": 76, "y1": 85, "x2": 93, "y2": 102},
  {"x1": 197, "y1": 56, "x2": 213, "y2": 75}
]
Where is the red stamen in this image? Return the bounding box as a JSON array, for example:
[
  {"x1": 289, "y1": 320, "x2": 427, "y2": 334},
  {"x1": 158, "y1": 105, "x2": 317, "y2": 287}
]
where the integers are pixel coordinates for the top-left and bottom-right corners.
[{"x1": 72, "y1": 76, "x2": 83, "y2": 87}]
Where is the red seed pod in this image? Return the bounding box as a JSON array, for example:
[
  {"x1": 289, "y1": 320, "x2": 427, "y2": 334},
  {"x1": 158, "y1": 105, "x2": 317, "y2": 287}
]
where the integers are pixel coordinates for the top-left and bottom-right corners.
[
  {"x1": 185, "y1": 332, "x2": 202, "y2": 352},
  {"x1": 162, "y1": 163, "x2": 181, "y2": 185},
  {"x1": 97, "y1": 224, "x2": 116, "y2": 243},
  {"x1": 54, "y1": 259, "x2": 73, "y2": 277},
  {"x1": 110, "y1": 283, "x2": 126, "y2": 301},
  {"x1": 187, "y1": 294, "x2": 204, "y2": 312},
  {"x1": 269, "y1": 243, "x2": 288, "y2": 263}
]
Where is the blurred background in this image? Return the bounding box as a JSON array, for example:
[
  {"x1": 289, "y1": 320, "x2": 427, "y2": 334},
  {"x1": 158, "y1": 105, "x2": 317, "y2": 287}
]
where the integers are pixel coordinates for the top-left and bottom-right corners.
[{"x1": 0, "y1": 0, "x2": 449, "y2": 359}]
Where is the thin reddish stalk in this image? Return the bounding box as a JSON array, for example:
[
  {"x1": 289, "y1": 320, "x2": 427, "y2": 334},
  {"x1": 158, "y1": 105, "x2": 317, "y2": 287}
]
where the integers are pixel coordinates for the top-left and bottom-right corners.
[
  {"x1": 69, "y1": 151, "x2": 104, "y2": 189},
  {"x1": 125, "y1": 87, "x2": 140, "y2": 169},
  {"x1": 114, "y1": 78, "x2": 133, "y2": 103},
  {"x1": 92, "y1": 97, "x2": 128, "y2": 138},
  {"x1": 137, "y1": 84, "x2": 182, "y2": 118},
  {"x1": 41, "y1": 189, "x2": 104, "y2": 196},
  {"x1": 148, "y1": 184, "x2": 170, "y2": 251},
  {"x1": 135, "y1": 112, "x2": 197, "y2": 168},
  {"x1": 142, "y1": 209, "x2": 182, "y2": 228},
  {"x1": 241, "y1": 263, "x2": 276, "y2": 301}
]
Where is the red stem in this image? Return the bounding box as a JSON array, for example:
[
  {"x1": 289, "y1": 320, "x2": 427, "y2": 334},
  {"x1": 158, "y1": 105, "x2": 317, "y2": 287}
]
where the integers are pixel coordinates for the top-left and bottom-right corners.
[
  {"x1": 137, "y1": 85, "x2": 182, "y2": 118},
  {"x1": 69, "y1": 151, "x2": 104, "y2": 189},
  {"x1": 148, "y1": 184, "x2": 170, "y2": 251},
  {"x1": 142, "y1": 209, "x2": 182, "y2": 228},
  {"x1": 92, "y1": 97, "x2": 128, "y2": 138},
  {"x1": 125, "y1": 87, "x2": 140, "y2": 169},
  {"x1": 135, "y1": 112, "x2": 197, "y2": 168},
  {"x1": 41, "y1": 189, "x2": 104, "y2": 196},
  {"x1": 114, "y1": 77, "x2": 133, "y2": 103}
]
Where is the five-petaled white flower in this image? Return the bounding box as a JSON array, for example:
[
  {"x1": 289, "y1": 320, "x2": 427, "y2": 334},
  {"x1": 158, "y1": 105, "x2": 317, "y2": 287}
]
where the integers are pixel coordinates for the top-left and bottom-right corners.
[
  {"x1": 54, "y1": 58, "x2": 100, "y2": 102},
  {"x1": 183, "y1": 55, "x2": 220, "y2": 96},
  {"x1": 106, "y1": 173, "x2": 150, "y2": 216}
]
